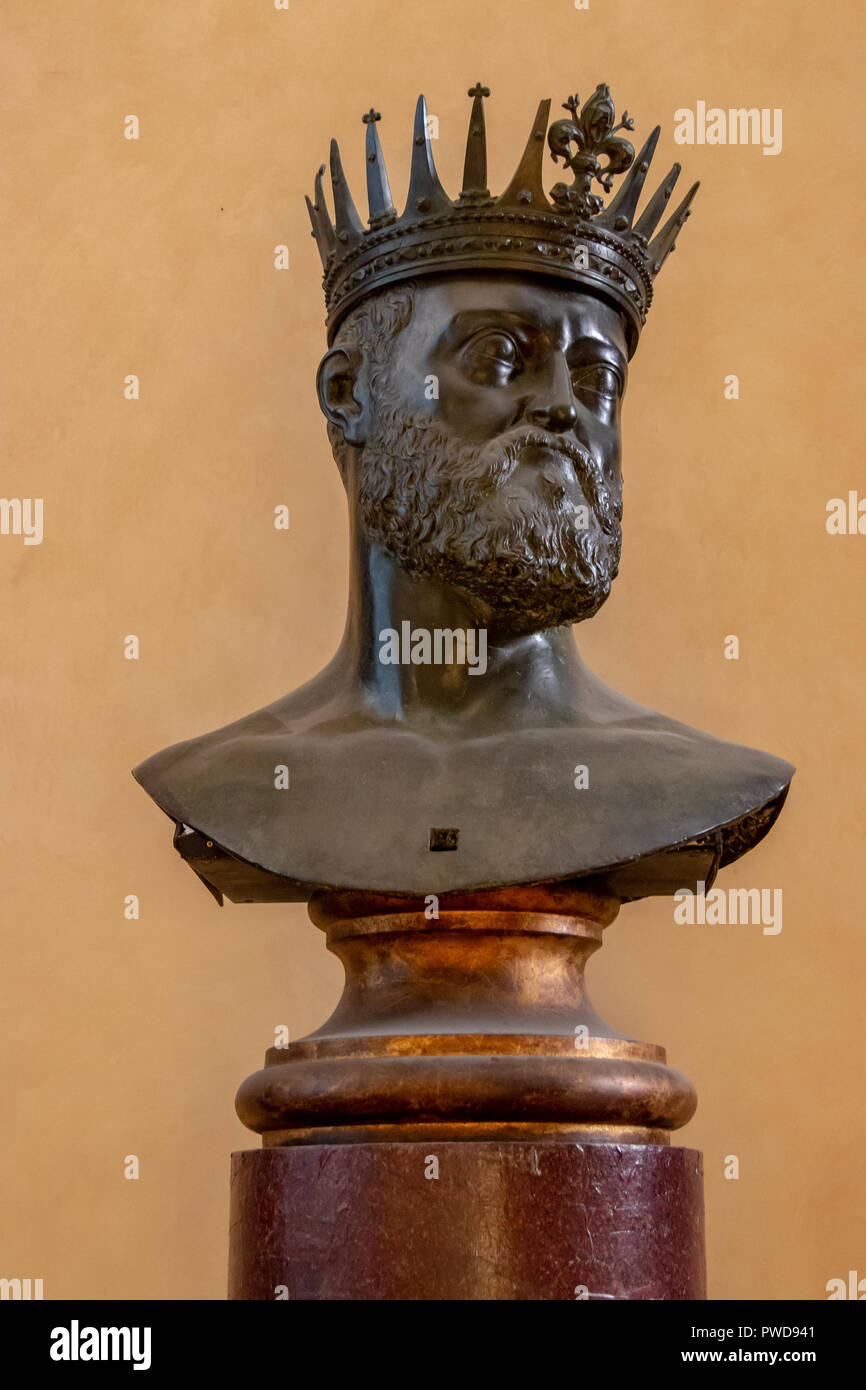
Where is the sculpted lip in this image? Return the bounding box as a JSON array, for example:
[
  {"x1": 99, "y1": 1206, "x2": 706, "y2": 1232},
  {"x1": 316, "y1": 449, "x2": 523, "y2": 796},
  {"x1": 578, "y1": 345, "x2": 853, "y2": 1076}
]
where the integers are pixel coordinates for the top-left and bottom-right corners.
[
  {"x1": 503, "y1": 471, "x2": 588, "y2": 505},
  {"x1": 516, "y1": 443, "x2": 574, "y2": 469}
]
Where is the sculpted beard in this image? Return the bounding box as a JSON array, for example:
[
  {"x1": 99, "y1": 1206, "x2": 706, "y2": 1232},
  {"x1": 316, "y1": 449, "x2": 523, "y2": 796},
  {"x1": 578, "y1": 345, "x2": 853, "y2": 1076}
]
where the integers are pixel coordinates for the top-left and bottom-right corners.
[{"x1": 356, "y1": 394, "x2": 623, "y2": 631}]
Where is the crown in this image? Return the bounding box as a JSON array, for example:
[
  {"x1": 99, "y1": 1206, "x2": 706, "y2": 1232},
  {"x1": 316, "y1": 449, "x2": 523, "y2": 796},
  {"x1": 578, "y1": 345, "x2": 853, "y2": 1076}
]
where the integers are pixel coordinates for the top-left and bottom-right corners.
[{"x1": 306, "y1": 84, "x2": 698, "y2": 354}]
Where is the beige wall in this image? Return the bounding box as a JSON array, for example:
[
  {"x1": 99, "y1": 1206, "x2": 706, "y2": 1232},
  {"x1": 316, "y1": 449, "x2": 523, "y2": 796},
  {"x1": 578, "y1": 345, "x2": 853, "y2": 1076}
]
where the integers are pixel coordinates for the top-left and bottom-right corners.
[{"x1": 2, "y1": 0, "x2": 863, "y2": 1300}]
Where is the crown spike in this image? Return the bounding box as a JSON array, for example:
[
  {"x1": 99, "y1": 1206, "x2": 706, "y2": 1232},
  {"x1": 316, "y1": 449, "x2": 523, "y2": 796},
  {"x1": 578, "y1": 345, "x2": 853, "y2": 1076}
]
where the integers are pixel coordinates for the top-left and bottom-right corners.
[
  {"x1": 404, "y1": 95, "x2": 451, "y2": 217},
  {"x1": 362, "y1": 109, "x2": 396, "y2": 223},
  {"x1": 329, "y1": 138, "x2": 365, "y2": 241},
  {"x1": 633, "y1": 163, "x2": 681, "y2": 241},
  {"x1": 647, "y1": 181, "x2": 700, "y2": 273},
  {"x1": 461, "y1": 83, "x2": 490, "y2": 197},
  {"x1": 305, "y1": 165, "x2": 335, "y2": 263},
  {"x1": 305, "y1": 194, "x2": 328, "y2": 259},
  {"x1": 596, "y1": 125, "x2": 660, "y2": 230},
  {"x1": 498, "y1": 98, "x2": 552, "y2": 208}
]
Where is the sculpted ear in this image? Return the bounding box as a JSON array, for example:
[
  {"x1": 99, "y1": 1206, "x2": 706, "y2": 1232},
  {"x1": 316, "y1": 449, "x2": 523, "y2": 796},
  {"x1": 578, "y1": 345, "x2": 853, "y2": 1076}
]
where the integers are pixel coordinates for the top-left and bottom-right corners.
[{"x1": 316, "y1": 344, "x2": 368, "y2": 447}]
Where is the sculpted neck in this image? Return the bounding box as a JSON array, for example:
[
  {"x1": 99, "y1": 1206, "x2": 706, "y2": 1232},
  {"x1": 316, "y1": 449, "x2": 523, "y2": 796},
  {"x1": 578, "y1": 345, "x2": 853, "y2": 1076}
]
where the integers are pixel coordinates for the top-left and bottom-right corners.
[{"x1": 336, "y1": 500, "x2": 587, "y2": 726}]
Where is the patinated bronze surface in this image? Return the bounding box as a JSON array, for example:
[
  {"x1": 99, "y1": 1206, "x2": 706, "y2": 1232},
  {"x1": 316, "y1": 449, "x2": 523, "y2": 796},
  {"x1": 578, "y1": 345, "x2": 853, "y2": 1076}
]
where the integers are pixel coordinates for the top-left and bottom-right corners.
[
  {"x1": 236, "y1": 885, "x2": 695, "y2": 1148},
  {"x1": 133, "y1": 86, "x2": 793, "y2": 902}
]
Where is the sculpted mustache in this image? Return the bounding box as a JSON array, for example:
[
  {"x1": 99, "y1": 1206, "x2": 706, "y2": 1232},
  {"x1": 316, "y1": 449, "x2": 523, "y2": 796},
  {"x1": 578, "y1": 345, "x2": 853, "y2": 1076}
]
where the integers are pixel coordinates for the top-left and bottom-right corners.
[
  {"x1": 478, "y1": 426, "x2": 595, "y2": 479},
  {"x1": 375, "y1": 410, "x2": 599, "y2": 484},
  {"x1": 476, "y1": 426, "x2": 618, "y2": 534}
]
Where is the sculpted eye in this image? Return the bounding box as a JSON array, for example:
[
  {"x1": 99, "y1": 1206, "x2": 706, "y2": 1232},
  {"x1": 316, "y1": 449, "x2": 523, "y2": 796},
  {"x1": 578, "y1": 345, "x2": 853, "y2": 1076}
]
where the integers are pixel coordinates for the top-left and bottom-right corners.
[
  {"x1": 460, "y1": 330, "x2": 522, "y2": 382},
  {"x1": 571, "y1": 362, "x2": 623, "y2": 399}
]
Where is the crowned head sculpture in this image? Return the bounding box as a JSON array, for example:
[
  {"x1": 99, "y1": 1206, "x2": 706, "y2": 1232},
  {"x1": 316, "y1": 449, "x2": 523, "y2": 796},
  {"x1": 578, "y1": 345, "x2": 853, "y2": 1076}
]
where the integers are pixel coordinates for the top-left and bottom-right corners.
[
  {"x1": 134, "y1": 81, "x2": 791, "y2": 905},
  {"x1": 308, "y1": 84, "x2": 698, "y2": 636}
]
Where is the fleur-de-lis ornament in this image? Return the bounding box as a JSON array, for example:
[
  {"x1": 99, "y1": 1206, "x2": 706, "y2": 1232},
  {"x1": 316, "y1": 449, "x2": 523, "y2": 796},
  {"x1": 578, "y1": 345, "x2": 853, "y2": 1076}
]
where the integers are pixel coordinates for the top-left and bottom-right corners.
[{"x1": 548, "y1": 83, "x2": 636, "y2": 217}]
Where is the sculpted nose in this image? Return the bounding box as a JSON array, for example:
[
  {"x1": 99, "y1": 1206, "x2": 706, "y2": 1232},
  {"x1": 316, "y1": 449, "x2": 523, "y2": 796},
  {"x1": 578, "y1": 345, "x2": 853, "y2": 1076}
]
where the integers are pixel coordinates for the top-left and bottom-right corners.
[
  {"x1": 526, "y1": 401, "x2": 578, "y2": 433},
  {"x1": 525, "y1": 351, "x2": 578, "y2": 433}
]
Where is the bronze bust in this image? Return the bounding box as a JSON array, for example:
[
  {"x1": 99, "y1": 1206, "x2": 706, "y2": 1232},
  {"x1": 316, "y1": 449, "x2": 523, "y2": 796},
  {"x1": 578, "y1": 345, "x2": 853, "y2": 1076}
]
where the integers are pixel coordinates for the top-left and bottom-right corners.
[{"x1": 133, "y1": 84, "x2": 793, "y2": 904}]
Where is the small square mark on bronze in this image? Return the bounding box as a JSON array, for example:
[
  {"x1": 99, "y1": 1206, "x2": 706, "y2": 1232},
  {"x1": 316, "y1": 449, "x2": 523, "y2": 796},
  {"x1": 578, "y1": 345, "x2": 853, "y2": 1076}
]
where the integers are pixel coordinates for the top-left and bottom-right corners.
[{"x1": 429, "y1": 827, "x2": 459, "y2": 852}]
